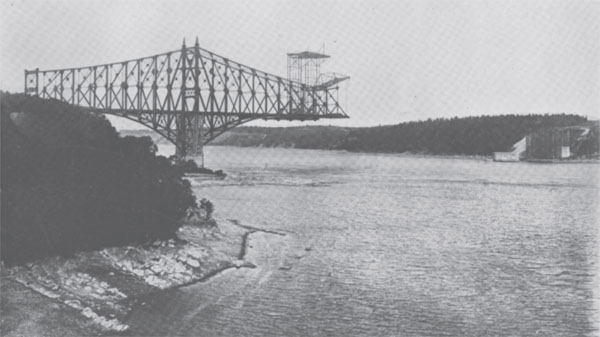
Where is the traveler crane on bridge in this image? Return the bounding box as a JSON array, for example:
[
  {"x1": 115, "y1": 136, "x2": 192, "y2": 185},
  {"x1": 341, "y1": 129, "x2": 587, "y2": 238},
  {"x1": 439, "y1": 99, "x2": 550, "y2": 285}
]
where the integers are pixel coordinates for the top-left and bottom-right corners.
[{"x1": 287, "y1": 50, "x2": 350, "y2": 115}]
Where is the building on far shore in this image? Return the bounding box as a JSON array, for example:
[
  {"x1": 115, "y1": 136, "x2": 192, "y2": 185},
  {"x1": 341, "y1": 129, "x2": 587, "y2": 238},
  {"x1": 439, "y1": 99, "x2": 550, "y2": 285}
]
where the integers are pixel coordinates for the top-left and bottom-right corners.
[
  {"x1": 493, "y1": 137, "x2": 527, "y2": 162},
  {"x1": 494, "y1": 126, "x2": 595, "y2": 162},
  {"x1": 525, "y1": 126, "x2": 586, "y2": 161}
]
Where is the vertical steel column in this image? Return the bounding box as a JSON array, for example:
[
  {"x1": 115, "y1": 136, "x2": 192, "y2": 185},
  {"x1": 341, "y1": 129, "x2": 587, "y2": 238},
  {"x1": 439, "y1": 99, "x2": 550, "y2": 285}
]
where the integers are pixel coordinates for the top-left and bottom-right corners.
[
  {"x1": 264, "y1": 77, "x2": 268, "y2": 114},
  {"x1": 289, "y1": 82, "x2": 293, "y2": 113},
  {"x1": 71, "y1": 69, "x2": 75, "y2": 105},
  {"x1": 223, "y1": 60, "x2": 229, "y2": 113},
  {"x1": 166, "y1": 53, "x2": 172, "y2": 112},
  {"x1": 251, "y1": 70, "x2": 255, "y2": 113},
  {"x1": 137, "y1": 60, "x2": 142, "y2": 111},
  {"x1": 59, "y1": 71, "x2": 64, "y2": 101},
  {"x1": 238, "y1": 69, "x2": 242, "y2": 113},
  {"x1": 210, "y1": 58, "x2": 215, "y2": 114},
  {"x1": 93, "y1": 67, "x2": 97, "y2": 108},
  {"x1": 123, "y1": 63, "x2": 128, "y2": 111},
  {"x1": 192, "y1": 37, "x2": 204, "y2": 166},
  {"x1": 152, "y1": 56, "x2": 158, "y2": 111},
  {"x1": 324, "y1": 88, "x2": 329, "y2": 115},
  {"x1": 175, "y1": 39, "x2": 188, "y2": 160},
  {"x1": 105, "y1": 65, "x2": 110, "y2": 109}
]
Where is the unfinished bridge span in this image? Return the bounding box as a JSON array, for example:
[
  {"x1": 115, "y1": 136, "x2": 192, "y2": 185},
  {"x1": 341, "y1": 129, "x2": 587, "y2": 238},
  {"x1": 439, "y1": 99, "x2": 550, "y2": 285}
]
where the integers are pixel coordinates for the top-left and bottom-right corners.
[{"x1": 25, "y1": 38, "x2": 349, "y2": 164}]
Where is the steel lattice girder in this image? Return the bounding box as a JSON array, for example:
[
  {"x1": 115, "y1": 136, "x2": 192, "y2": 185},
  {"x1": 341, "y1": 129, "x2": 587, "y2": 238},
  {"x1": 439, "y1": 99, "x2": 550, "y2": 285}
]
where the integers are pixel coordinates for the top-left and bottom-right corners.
[{"x1": 24, "y1": 40, "x2": 348, "y2": 155}]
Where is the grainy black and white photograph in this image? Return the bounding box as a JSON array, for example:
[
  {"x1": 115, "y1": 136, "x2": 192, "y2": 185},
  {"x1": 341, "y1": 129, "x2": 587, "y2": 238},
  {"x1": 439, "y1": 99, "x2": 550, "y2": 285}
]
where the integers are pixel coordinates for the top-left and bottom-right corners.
[{"x1": 1, "y1": 0, "x2": 599, "y2": 336}]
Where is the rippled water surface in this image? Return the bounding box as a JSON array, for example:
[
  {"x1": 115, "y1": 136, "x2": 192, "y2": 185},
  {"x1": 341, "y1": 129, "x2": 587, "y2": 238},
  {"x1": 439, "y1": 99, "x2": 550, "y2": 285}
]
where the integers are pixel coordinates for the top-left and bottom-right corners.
[{"x1": 129, "y1": 146, "x2": 599, "y2": 336}]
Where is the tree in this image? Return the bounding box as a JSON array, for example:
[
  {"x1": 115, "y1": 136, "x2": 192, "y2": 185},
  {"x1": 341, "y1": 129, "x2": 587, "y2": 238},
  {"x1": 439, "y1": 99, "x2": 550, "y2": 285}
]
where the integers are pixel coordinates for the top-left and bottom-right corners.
[{"x1": 1, "y1": 92, "x2": 198, "y2": 265}]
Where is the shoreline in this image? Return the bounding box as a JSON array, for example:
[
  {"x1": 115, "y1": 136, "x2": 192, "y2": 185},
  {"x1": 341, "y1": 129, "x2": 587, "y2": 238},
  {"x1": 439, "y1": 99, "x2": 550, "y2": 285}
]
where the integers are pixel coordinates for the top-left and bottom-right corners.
[
  {"x1": 228, "y1": 218, "x2": 288, "y2": 259},
  {"x1": 0, "y1": 219, "x2": 281, "y2": 336},
  {"x1": 210, "y1": 145, "x2": 600, "y2": 163},
  {"x1": 207, "y1": 144, "x2": 494, "y2": 161}
]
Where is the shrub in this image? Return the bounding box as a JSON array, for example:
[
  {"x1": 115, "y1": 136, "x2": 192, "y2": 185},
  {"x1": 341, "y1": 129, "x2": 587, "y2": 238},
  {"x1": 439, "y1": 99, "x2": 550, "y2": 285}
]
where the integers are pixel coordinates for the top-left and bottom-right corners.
[
  {"x1": 199, "y1": 198, "x2": 215, "y2": 220},
  {"x1": 184, "y1": 198, "x2": 216, "y2": 228}
]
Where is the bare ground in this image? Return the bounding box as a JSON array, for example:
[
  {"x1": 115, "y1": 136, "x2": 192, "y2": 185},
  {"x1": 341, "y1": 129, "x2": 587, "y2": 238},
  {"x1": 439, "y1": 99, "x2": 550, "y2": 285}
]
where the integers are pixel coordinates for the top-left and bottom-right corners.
[{"x1": 0, "y1": 219, "x2": 253, "y2": 336}]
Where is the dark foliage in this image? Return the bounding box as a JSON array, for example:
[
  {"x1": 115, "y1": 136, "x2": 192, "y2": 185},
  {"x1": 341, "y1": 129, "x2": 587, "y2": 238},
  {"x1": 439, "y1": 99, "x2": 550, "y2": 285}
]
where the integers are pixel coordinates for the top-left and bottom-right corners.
[
  {"x1": 212, "y1": 126, "x2": 351, "y2": 149},
  {"x1": 1, "y1": 92, "x2": 197, "y2": 265},
  {"x1": 208, "y1": 115, "x2": 592, "y2": 156},
  {"x1": 199, "y1": 199, "x2": 214, "y2": 220},
  {"x1": 340, "y1": 115, "x2": 590, "y2": 155}
]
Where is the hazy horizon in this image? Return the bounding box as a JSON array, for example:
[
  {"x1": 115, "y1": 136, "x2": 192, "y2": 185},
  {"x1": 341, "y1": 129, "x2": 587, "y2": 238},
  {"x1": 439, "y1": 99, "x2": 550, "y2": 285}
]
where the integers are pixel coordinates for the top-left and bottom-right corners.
[{"x1": 2, "y1": 0, "x2": 598, "y2": 130}]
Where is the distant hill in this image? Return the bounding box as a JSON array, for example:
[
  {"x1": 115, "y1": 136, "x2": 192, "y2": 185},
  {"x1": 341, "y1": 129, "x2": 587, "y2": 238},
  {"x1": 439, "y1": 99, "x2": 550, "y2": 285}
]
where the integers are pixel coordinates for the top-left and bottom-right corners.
[
  {"x1": 120, "y1": 126, "x2": 352, "y2": 149},
  {"x1": 341, "y1": 114, "x2": 594, "y2": 156},
  {"x1": 212, "y1": 126, "x2": 352, "y2": 149},
  {"x1": 121, "y1": 114, "x2": 597, "y2": 157}
]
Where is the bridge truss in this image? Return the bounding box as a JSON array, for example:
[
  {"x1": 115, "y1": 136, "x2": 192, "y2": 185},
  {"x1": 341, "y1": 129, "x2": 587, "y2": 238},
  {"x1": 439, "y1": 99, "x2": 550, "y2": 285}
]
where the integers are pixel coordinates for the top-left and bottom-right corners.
[{"x1": 24, "y1": 38, "x2": 348, "y2": 163}]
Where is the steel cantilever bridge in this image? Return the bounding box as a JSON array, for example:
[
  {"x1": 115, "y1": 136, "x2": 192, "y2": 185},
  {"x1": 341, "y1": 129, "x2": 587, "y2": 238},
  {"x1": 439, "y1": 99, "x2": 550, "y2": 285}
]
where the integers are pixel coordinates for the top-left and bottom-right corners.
[{"x1": 24, "y1": 38, "x2": 349, "y2": 163}]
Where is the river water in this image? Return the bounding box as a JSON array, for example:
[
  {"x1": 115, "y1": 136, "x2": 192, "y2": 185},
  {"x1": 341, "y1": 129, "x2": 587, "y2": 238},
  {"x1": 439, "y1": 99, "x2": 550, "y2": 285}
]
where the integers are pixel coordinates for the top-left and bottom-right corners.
[{"x1": 128, "y1": 146, "x2": 599, "y2": 336}]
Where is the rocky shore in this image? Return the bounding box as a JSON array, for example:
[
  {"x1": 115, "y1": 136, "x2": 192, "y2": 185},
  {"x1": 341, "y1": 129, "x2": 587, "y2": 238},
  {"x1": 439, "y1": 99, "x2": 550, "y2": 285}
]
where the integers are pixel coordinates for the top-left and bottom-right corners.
[{"x1": 0, "y1": 219, "x2": 264, "y2": 336}]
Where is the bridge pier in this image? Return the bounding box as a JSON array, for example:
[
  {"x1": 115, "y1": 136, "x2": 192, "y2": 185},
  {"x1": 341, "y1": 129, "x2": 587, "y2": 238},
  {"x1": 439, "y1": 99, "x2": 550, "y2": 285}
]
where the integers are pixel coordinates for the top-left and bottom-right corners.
[
  {"x1": 180, "y1": 150, "x2": 204, "y2": 168},
  {"x1": 175, "y1": 114, "x2": 205, "y2": 167}
]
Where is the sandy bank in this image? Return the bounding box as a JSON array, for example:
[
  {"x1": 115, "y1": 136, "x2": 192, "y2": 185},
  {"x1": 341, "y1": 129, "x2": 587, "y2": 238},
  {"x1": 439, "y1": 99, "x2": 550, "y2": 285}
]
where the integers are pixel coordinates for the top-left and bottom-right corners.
[{"x1": 0, "y1": 219, "x2": 270, "y2": 335}]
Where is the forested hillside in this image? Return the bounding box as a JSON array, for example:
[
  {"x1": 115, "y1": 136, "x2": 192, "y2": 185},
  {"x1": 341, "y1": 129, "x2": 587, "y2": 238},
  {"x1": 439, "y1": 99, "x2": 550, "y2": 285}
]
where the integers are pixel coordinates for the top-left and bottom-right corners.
[
  {"x1": 121, "y1": 114, "x2": 596, "y2": 157},
  {"x1": 340, "y1": 115, "x2": 590, "y2": 155},
  {"x1": 211, "y1": 114, "x2": 592, "y2": 155},
  {"x1": 213, "y1": 126, "x2": 352, "y2": 148},
  {"x1": 1, "y1": 93, "x2": 196, "y2": 264}
]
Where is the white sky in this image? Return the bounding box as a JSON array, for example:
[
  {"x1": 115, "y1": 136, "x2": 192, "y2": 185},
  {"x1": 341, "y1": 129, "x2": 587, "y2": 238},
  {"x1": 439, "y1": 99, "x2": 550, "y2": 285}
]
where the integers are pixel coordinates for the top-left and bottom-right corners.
[{"x1": 1, "y1": 0, "x2": 599, "y2": 129}]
